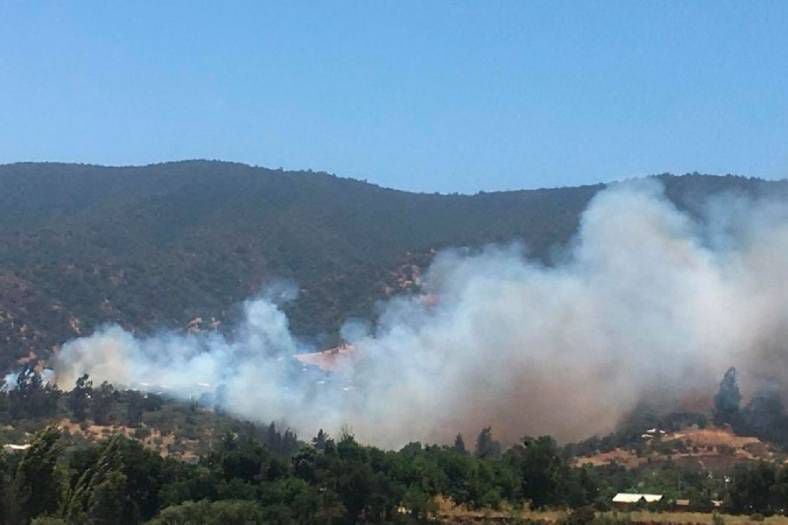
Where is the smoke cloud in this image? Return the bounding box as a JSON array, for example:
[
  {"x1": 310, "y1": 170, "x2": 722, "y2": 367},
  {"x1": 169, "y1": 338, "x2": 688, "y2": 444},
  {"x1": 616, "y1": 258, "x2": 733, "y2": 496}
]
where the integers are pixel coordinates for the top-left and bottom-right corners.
[{"x1": 51, "y1": 180, "x2": 788, "y2": 447}]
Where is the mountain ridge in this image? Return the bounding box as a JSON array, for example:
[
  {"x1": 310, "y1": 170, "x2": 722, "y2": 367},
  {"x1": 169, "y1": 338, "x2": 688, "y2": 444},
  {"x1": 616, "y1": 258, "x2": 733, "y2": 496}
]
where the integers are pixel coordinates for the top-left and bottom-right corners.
[{"x1": 0, "y1": 161, "x2": 784, "y2": 369}]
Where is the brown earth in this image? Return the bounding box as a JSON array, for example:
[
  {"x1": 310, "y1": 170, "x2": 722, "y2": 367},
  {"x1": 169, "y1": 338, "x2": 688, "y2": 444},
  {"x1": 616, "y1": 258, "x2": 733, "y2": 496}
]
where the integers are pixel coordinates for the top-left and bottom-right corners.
[
  {"x1": 56, "y1": 418, "x2": 199, "y2": 462},
  {"x1": 574, "y1": 426, "x2": 780, "y2": 470}
]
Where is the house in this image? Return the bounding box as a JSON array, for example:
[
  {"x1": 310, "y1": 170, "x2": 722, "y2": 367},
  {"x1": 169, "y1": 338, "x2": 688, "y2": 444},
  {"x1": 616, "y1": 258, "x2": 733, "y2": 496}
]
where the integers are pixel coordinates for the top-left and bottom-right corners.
[
  {"x1": 612, "y1": 493, "x2": 663, "y2": 509},
  {"x1": 2, "y1": 443, "x2": 31, "y2": 453}
]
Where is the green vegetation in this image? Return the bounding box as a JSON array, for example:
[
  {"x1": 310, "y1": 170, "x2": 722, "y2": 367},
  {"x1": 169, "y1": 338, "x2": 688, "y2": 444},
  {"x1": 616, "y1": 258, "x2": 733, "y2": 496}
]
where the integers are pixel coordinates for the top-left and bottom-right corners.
[
  {"x1": 2, "y1": 422, "x2": 788, "y2": 524},
  {"x1": 0, "y1": 369, "x2": 300, "y2": 461},
  {"x1": 712, "y1": 367, "x2": 788, "y2": 449},
  {"x1": 3, "y1": 163, "x2": 788, "y2": 523},
  {"x1": 0, "y1": 425, "x2": 593, "y2": 524},
  {"x1": 1, "y1": 371, "x2": 788, "y2": 523}
]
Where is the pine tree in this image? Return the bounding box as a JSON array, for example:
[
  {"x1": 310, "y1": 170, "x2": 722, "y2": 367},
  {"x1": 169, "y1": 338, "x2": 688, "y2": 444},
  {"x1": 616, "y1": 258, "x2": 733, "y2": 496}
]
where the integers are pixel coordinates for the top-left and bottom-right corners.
[
  {"x1": 713, "y1": 367, "x2": 741, "y2": 426},
  {"x1": 453, "y1": 433, "x2": 467, "y2": 454},
  {"x1": 474, "y1": 427, "x2": 501, "y2": 459},
  {"x1": 313, "y1": 429, "x2": 328, "y2": 452}
]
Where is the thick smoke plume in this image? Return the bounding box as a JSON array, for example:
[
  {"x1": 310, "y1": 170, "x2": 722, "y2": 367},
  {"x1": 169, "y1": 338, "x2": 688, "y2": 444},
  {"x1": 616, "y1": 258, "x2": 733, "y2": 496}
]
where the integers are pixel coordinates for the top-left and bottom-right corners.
[{"x1": 52, "y1": 181, "x2": 788, "y2": 448}]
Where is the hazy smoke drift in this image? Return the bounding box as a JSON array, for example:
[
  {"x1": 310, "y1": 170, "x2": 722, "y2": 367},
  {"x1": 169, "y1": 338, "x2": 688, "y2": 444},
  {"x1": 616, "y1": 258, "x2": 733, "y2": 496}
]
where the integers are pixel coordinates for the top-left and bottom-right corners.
[{"x1": 53, "y1": 181, "x2": 788, "y2": 447}]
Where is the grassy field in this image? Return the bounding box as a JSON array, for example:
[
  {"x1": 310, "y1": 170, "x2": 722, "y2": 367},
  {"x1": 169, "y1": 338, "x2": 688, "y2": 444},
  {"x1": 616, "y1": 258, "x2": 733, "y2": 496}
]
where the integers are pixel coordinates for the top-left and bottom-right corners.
[
  {"x1": 615, "y1": 511, "x2": 788, "y2": 525},
  {"x1": 435, "y1": 501, "x2": 788, "y2": 525}
]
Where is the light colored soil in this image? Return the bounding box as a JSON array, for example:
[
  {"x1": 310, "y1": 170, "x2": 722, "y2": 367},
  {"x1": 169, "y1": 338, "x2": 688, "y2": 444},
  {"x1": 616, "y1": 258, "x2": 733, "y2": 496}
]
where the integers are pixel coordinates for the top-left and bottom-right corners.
[
  {"x1": 575, "y1": 447, "x2": 646, "y2": 468},
  {"x1": 666, "y1": 427, "x2": 762, "y2": 449},
  {"x1": 621, "y1": 511, "x2": 788, "y2": 525},
  {"x1": 293, "y1": 343, "x2": 356, "y2": 372},
  {"x1": 434, "y1": 496, "x2": 566, "y2": 523},
  {"x1": 56, "y1": 418, "x2": 182, "y2": 458},
  {"x1": 574, "y1": 426, "x2": 777, "y2": 469}
]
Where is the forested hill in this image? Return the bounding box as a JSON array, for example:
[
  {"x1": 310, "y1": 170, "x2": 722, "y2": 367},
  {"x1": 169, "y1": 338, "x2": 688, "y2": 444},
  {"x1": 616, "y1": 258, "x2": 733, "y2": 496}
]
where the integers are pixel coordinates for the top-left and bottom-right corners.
[{"x1": 0, "y1": 161, "x2": 782, "y2": 368}]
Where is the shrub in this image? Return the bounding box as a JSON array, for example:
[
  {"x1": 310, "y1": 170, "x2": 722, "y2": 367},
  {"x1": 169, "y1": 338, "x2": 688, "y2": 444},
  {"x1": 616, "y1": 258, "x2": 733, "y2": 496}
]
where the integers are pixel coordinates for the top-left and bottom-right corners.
[
  {"x1": 149, "y1": 500, "x2": 265, "y2": 525},
  {"x1": 31, "y1": 518, "x2": 67, "y2": 525},
  {"x1": 591, "y1": 514, "x2": 631, "y2": 525},
  {"x1": 562, "y1": 505, "x2": 596, "y2": 525}
]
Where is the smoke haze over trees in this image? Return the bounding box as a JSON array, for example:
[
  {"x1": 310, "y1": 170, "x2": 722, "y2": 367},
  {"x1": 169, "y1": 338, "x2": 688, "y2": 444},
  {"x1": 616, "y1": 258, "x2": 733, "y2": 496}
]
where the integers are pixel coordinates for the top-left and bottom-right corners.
[
  {"x1": 714, "y1": 367, "x2": 742, "y2": 426},
  {"x1": 5, "y1": 166, "x2": 788, "y2": 520},
  {"x1": 712, "y1": 367, "x2": 788, "y2": 449},
  {"x1": 1, "y1": 417, "x2": 787, "y2": 524},
  {"x1": 49, "y1": 178, "x2": 788, "y2": 447}
]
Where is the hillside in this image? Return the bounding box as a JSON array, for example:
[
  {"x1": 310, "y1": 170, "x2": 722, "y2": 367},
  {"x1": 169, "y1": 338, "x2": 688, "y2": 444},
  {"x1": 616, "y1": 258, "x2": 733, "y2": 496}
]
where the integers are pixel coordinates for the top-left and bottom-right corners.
[
  {"x1": 574, "y1": 426, "x2": 781, "y2": 472},
  {"x1": 0, "y1": 161, "x2": 783, "y2": 369}
]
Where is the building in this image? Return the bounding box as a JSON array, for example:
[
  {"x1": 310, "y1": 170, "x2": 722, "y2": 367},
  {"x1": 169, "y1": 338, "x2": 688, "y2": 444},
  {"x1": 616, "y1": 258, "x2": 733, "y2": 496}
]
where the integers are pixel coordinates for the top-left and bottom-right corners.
[
  {"x1": 612, "y1": 493, "x2": 664, "y2": 509},
  {"x1": 2, "y1": 443, "x2": 31, "y2": 453},
  {"x1": 672, "y1": 498, "x2": 723, "y2": 511}
]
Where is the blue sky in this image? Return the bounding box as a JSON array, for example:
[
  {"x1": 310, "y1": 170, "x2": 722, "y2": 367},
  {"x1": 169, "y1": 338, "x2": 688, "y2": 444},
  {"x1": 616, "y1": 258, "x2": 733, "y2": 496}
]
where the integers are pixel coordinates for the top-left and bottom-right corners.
[{"x1": 1, "y1": 1, "x2": 787, "y2": 193}]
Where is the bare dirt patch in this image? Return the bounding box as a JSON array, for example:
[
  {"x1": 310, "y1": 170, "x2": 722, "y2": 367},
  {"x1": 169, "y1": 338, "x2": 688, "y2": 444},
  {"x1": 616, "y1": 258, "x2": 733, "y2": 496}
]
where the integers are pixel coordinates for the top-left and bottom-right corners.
[
  {"x1": 574, "y1": 426, "x2": 778, "y2": 470},
  {"x1": 56, "y1": 418, "x2": 191, "y2": 459}
]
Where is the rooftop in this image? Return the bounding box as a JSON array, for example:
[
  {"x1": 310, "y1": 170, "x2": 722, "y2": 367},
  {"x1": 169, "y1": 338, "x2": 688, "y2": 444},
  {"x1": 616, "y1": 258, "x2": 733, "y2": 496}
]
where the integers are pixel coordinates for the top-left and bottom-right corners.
[{"x1": 612, "y1": 493, "x2": 663, "y2": 503}]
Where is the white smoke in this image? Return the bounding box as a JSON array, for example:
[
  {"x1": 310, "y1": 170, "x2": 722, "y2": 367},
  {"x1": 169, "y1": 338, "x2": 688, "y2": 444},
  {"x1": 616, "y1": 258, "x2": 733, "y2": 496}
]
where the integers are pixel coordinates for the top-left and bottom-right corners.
[{"x1": 52, "y1": 180, "x2": 788, "y2": 447}]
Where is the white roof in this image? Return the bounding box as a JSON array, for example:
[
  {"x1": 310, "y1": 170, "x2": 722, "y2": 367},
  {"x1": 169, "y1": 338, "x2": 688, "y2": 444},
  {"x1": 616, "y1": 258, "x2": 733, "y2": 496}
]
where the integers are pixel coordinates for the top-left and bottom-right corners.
[
  {"x1": 3, "y1": 444, "x2": 31, "y2": 452},
  {"x1": 612, "y1": 493, "x2": 663, "y2": 503}
]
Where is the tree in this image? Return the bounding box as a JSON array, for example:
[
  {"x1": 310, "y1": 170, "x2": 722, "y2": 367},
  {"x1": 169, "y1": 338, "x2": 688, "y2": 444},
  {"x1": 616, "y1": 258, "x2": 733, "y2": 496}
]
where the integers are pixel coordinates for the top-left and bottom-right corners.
[
  {"x1": 740, "y1": 387, "x2": 788, "y2": 446},
  {"x1": 262, "y1": 422, "x2": 299, "y2": 457},
  {"x1": 63, "y1": 435, "x2": 165, "y2": 524},
  {"x1": 726, "y1": 462, "x2": 780, "y2": 515},
  {"x1": 67, "y1": 374, "x2": 93, "y2": 422},
  {"x1": 474, "y1": 427, "x2": 501, "y2": 460},
  {"x1": 453, "y1": 433, "x2": 467, "y2": 454},
  {"x1": 312, "y1": 429, "x2": 328, "y2": 452},
  {"x1": 124, "y1": 391, "x2": 145, "y2": 427},
  {"x1": 335, "y1": 461, "x2": 372, "y2": 519},
  {"x1": 7, "y1": 367, "x2": 60, "y2": 420},
  {"x1": 0, "y1": 451, "x2": 8, "y2": 522},
  {"x1": 85, "y1": 470, "x2": 129, "y2": 525},
  {"x1": 509, "y1": 435, "x2": 567, "y2": 508},
  {"x1": 148, "y1": 500, "x2": 265, "y2": 525},
  {"x1": 90, "y1": 382, "x2": 116, "y2": 426},
  {"x1": 402, "y1": 484, "x2": 437, "y2": 519},
  {"x1": 11, "y1": 427, "x2": 63, "y2": 523},
  {"x1": 713, "y1": 367, "x2": 741, "y2": 426}
]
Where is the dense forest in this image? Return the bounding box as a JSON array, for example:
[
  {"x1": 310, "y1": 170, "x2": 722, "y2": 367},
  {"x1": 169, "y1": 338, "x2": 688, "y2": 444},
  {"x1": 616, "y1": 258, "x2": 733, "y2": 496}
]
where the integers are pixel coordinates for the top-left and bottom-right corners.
[
  {"x1": 1, "y1": 368, "x2": 788, "y2": 524},
  {"x1": 0, "y1": 161, "x2": 784, "y2": 370}
]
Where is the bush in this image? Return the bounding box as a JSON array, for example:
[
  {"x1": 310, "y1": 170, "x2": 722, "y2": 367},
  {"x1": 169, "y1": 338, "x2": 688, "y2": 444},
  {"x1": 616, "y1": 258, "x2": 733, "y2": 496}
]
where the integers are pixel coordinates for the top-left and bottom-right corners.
[
  {"x1": 402, "y1": 486, "x2": 437, "y2": 519},
  {"x1": 133, "y1": 426, "x2": 151, "y2": 439},
  {"x1": 478, "y1": 488, "x2": 502, "y2": 510},
  {"x1": 562, "y1": 505, "x2": 596, "y2": 525},
  {"x1": 149, "y1": 499, "x2": 265, "y2": 525},
  {"x1": 31, "y1": 518, "x2": 67, "y2": 525},
  {"x1": 591, "y1": 514, "x2": 631, "y2": 525}
]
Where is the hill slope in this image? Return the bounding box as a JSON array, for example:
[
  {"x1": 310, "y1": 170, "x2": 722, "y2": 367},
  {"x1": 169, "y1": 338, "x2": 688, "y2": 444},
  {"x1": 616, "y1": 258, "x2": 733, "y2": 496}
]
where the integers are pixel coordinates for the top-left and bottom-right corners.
[{"x1": 0, "y1": 161, "x2": 782, "y2": 368}]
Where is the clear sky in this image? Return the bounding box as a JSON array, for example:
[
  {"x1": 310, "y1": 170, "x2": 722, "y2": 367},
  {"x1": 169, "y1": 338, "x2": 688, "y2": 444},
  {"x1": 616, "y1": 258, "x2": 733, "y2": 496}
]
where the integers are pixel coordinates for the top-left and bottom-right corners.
[{"x1": 1, "y1": 1, "x2": 787, "y2": 193}]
